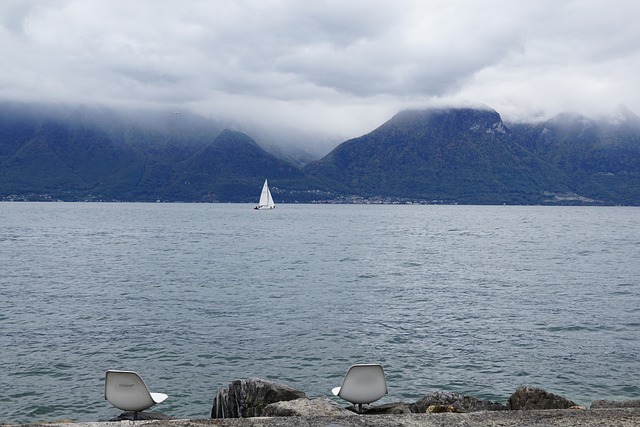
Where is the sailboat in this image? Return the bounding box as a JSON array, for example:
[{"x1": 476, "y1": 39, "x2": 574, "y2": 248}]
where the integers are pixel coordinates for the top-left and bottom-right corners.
[{"x1": 254, "y1": 179, "x2": 275, "y2": 210}]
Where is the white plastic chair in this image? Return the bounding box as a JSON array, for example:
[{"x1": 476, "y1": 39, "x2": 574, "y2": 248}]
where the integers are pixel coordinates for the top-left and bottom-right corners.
[
  {"x1": 331, "y1": 364, "x2": 388, "y2": 413},
  {"x1": 104, "y1": 370, "x2": 168, "y2": 419}
]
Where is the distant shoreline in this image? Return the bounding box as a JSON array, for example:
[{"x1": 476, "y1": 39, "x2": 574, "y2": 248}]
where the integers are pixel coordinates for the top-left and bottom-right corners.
[{"x1": 0, "y1": 197, "x2": 633, "y2": 206}]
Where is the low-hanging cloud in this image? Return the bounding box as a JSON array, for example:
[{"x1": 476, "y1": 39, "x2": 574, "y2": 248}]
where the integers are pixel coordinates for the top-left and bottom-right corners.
[{"x1": 1, "y1": 0, "x2": 639, "y2": 142}]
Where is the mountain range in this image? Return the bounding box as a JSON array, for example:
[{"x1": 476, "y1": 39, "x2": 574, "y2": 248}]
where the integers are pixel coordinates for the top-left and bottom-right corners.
[{"x1": 1, "y1": 101, "x2": 639, "y2": 205}]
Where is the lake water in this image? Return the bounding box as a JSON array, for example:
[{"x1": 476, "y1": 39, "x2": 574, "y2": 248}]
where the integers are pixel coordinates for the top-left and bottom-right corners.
[{"x1": 0, "y1": 202, "x2": 639, "y2": 423}]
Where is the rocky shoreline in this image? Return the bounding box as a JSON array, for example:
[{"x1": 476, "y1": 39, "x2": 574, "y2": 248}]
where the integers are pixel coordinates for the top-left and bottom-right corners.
[
  {"x1": 6, "y1": 378, "x2": 639, "y2": 426},
  {"x1": 207, "y1": 378, "x2": 640, "y2": 419},
  {"x1": 8, "y1": 409, "x2": 640, "y2": 427}
]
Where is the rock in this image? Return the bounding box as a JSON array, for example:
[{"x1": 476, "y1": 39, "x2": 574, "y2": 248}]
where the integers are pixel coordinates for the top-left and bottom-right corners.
[
  {"x1": 261, "y1": 397, "x2": 356, "y2": 417},
  {"x1": 358, "y1": 402, "x2": 414, "y2": 415},
  {"x1": 508, "y1": 386, "x2": 576, "y2": 410},
  {"x1": 412, "y1": 391, "x2": 507, "y2": 413},
  {"x1": 211, "y1": 378, "x2": 307, "y2": 418},
  {"x1": 591, "y1": 399, "x2": 640, "y2": 409}
]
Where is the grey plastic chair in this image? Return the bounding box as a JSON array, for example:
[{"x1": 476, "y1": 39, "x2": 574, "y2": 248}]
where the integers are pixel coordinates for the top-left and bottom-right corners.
[
  {"x1": 104, "y1": 370, "x2": 168, "y2": 419},
  {"x1": 331, "y1": 364, "x2": 388, "y2": 412}
]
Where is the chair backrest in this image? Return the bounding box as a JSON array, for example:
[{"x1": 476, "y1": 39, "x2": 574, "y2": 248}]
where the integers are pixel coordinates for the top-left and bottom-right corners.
[
  {"x1": 337, "y1": 364, "x2": 388, "y2": 404},
  {"x1": 105, "y1": 370, "x2": 156, "y2": 412}
]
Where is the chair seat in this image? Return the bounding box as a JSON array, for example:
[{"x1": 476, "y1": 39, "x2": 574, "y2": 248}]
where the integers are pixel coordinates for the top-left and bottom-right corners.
[
  {"x1": 150, "y1": 392, "x2": 168, "y2": 404},
  {"x1": 105, "y1": 370, "x2": 168, "y2": 415}
]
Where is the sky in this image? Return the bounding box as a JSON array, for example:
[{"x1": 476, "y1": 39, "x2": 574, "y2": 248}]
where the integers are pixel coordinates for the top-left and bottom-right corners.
[{"x1": 1, "y1": 0, "x2": 639, "y2": 144}]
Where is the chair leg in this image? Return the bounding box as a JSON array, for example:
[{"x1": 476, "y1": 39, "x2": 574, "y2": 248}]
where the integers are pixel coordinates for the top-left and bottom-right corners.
[
  {"x1": 133, "y1": 411, "x2": 138, "y2": 421},
  {"x1": 358, "y1": 403, "x2": 362, "y2": 414}
]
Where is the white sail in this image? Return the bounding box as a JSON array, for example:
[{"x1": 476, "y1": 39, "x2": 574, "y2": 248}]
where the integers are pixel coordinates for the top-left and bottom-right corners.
[{"x1": 255, "y1": 179, "x2": 275, "y2": 209}]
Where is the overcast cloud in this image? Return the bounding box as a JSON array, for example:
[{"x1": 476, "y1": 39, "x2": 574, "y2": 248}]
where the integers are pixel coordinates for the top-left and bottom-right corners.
[{"x1": 1, "y1": 0, "x2": 639, "y2": 140}]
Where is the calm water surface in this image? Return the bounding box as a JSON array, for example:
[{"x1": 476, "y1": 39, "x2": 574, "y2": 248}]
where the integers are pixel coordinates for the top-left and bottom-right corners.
[{"x1": 0, "y1": 203, "x2": 639, "y2": 423}]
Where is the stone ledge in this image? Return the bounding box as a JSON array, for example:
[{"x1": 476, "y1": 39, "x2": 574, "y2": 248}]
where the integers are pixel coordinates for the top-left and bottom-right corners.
[{"x1": 12, "y1": 409, "x2": 640, "y2": 427}]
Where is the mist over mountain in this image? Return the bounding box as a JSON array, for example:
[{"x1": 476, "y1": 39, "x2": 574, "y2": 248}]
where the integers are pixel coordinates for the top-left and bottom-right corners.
[
  {"x1": 508, "y1": 109, "x2": 640, "y2": 205},
  {"x1": 1, "y1": 101, "x2": 639, "y2": 205},
  {"x1": 0, "y1": 102, "x2": 334, "y2": 202}
]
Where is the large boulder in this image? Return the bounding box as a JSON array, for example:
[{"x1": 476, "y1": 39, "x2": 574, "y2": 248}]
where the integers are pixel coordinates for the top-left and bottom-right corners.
[
  {"x1": 508, "y1": 386, "x2": 576, "y2": 410},
  {"x1": 591, "y1": 399, "x2": 640, "y2": 409},
  {"x1": 211, "y1": 378, "x2": 307, "y2": 418},
  {"x1": 261, "y1": 397, "x2": 356, "y2": 417},
  {"x1": 411, "y1": 391, "x2": 507, "y2": 413}
]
